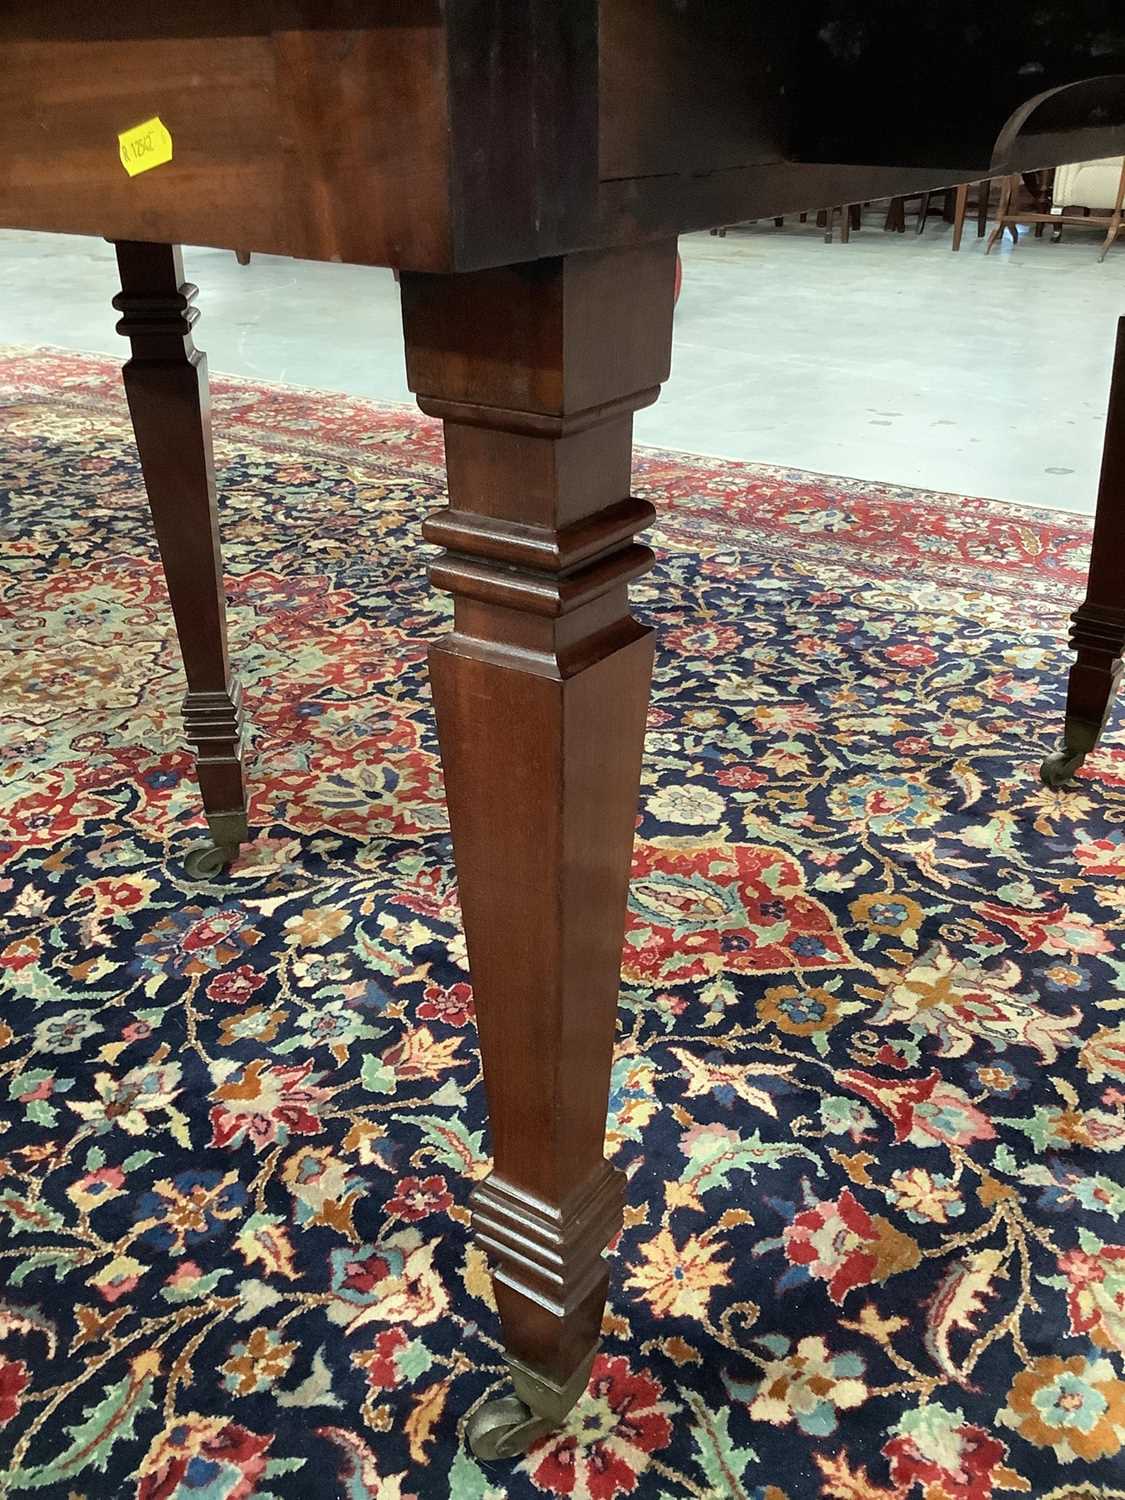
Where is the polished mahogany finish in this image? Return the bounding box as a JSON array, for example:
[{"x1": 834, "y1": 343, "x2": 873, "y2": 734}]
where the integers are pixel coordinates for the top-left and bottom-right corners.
[
  {"x1": 2, "y1": 0, "x2": 1124, "y2": 1457},
  {"x1": 3, "y1": 5, "x2": 1124, "y2": 271},
  {"x1": 1042, "y1": 318, "x2": 1125, "y2": 786},
  {"x1": 401, "y1": 243, "x2": 675, "y2": 1447},
  {"x1": 113, "y1": 242, "x2": 248, "y2": 869}
]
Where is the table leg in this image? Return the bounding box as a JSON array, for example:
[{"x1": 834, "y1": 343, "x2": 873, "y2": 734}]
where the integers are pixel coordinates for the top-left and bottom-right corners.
[
  {"x1": 977, "y1": 179, "x2": 991, "y2": 238},
  {"x1": 112, "y1": 241, "x2": 247, "y2": 875},
  {"x1": 1042, "y1": 316, "x2": 1125, "y2": 785},
  {"x1": 400, "y1": 242, "x2": 676, "y2": 1456}
]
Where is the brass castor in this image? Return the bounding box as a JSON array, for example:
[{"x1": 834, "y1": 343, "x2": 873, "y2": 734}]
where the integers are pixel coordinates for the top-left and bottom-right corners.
[
  {"x1": 467, "y1": 1396, "x2": 551, "y2": 1460},
  {"x1": 1040, "y1": 716, "x2": 1103, "y2": 788},
  {"x1": 467, "y1": 1348, "x2": 596, "y2": 1461},
  {"x1": 183, "y1": 809, "x2": 247, "y2": 879},
  {"x1": 184, "y1": 841, "x2": 240, "y2": 879},
  {"x1": 1040, "y1": 668, "x2": 1122, "y2": 788},
  {"x1": 1040, "y1": 745, "x2": 1087, "y2": 787}
]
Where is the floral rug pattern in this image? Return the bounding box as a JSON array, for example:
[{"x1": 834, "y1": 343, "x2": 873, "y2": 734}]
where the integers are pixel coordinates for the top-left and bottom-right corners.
[{"x1": 1, "y1": 347, "x2": 1124, "y2": 1500}]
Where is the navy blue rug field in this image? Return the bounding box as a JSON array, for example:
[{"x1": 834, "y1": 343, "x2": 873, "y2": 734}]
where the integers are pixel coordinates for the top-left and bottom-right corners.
[{"x1": 2, "y1": 348, "x2": 1124, "y2": 1499}]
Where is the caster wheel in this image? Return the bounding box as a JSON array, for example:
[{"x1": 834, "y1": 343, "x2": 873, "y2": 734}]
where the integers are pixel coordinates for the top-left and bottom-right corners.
[
  {"x1": 1040, "y1": 746, "x2": 1085, "y2": 787},
  {"x1": 184, "y1": 841, "x2": 239, "y2": 879},
  {"x1": 467, "y1": 1395, "x2": 551, "y2": 1460}
]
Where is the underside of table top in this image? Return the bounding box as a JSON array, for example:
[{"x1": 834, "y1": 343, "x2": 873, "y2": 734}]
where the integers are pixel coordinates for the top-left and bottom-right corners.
[{"x1": 1, "y1": 2, "x2": 1123, "y2": 272}]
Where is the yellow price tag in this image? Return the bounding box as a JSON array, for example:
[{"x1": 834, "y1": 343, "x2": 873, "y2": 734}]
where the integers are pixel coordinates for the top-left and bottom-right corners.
[{"x1": 118, "y1": 116, "x2": 173, "y2": 178}]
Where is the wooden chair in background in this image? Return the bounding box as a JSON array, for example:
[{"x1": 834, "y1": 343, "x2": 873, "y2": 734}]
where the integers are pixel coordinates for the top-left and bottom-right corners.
[
  {"x1": 950, "y1": 181, "x2": 993, "y2": 250},
  {"x1": 983, "y1": 168, "x2": 1124, "y2": 258},
  {"x1": 1044, "y1": 156, "x2": 1125, "y2": 260},
  {"x1": 822, "y1": 204, "x2": 863, "y2": 242},
  {"x1": 881, "y1": 181, "x2": 993, "y2": 249},
  {"x1": 709, "y1": 205, "x2": 861, "y2": 242},
  {"x1": 883, "y1": 189, "x2": 956, "y2": 235}
]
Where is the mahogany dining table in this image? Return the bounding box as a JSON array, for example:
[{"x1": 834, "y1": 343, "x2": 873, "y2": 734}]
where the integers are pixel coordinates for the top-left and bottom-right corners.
[{"x1": 2, "y1": 1, "x2": 1124, "y2": 1459}]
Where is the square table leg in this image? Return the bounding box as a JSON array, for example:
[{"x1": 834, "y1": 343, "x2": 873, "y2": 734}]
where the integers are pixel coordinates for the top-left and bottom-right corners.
[
  {"x1": 1042, "y1": 316, "x2": 1125, "y2": 785},
  {"x1": 400, "y1": 242, "x2": 677, "y2": 1455},
  {"x1": 112, "y1": 241, "x2": 247, "y2": 875}
]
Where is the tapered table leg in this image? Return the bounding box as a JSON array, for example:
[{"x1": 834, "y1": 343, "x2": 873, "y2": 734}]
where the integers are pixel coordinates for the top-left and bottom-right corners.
[
  {"x1": 112, "y1": 242, "x2": 247, "y2": 874},
  {"x1": 1042, "y1": 316, "x2": 1125, "y2": 786},
  {"x1": 400, "y1": 243, "x2": 676, "y2": 1456}
]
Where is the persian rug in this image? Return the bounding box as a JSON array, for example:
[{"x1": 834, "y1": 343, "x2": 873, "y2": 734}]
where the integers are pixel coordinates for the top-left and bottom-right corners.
[{"x1": 2, "y1": 346, "x2": 1124, "y2": 1500}]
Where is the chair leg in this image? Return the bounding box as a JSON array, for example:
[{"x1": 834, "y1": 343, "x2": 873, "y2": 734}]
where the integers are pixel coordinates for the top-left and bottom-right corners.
[
  {"x1": 1042, "y1": 316, "x2": 1125, "y2": 785},
  {"x1": 915, "y1": 191, "x2": 931, "y2": 233},
  {"x1": 952, "y1": 183, "x2": 968, "y2": 251},
  {"x1": 1097, "y1": 163, "x2": 1125, "y2": 263},
  {"x1": 976, "y1": 180, "x2": 990, "y2": 237},
  {"x1": 986, "y1": 177, "x2": 1014, "y2": 254},
  {"x1": 839, "y1": 206, "x2": 850, "y2": 243},
  {"x1": 112, "y1": 242, "x2": 248, "y2": 875}
]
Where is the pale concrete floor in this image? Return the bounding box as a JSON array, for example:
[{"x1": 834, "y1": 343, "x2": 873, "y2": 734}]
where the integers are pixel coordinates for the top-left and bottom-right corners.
[{"x1": 0, "y1": 217, "x2": 1122, "y2": 514}]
